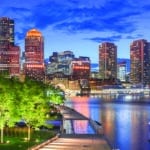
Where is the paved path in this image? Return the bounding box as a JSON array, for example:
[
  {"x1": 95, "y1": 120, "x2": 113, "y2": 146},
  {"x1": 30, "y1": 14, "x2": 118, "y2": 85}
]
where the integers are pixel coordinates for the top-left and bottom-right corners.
[
  {"x1": 31, "y1": 106, "x2": 111, "y2": 150},
  {"x1": 38, "y1": 134, "x2": 110, "y2": 150}
]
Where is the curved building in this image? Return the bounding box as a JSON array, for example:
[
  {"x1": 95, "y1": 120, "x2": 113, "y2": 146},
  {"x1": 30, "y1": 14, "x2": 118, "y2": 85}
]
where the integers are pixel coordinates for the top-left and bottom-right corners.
[{"x1": 24, "y1": 28, "x2": 44, "y2": 80}]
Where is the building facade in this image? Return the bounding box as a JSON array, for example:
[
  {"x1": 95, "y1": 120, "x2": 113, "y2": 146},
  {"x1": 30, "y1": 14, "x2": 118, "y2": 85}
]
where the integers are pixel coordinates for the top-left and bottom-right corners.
[
  {"x1": 130, "y1": 39, "x2": 150, "y2": 85},
  {"x1": 23, "y1": 29, "x2": 45, "y2": 80},
  {"x1": 46, "y1": 51, "x2": 90, "y2": 80},
  {"x1": 70, "y1": 57, "x2": 90, "y2": 79},
  {"x1": 99, "y1": 42, "x2": 117, "y2": 79},
  {"x1": 117, "y1": 61, "x2": 126, "y2": 82},
  {"x1": 46, "y1": 51, "x2": 74, "y2": 78},
  {"x1": 0, "y1": 17, "x2": 20, "y2": 76}
]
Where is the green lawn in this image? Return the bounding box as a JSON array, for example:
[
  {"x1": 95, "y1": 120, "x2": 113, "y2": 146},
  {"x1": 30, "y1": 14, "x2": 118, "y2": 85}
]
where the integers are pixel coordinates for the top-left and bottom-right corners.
[{"x1": 0, "y1": 130, "x2": 56, "y2": 150}]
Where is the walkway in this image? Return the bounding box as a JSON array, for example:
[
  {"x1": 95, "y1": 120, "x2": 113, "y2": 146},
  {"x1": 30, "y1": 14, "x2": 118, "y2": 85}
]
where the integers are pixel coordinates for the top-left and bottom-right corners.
[{"x1": 31, "y1": 106, "x2": 111, "y2": 150}]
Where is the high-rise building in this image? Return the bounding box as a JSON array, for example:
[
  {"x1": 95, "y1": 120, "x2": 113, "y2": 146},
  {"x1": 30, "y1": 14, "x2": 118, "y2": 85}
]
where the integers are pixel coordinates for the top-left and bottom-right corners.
[
  {"x1": 0, "y1": 17, "x2": 20, "y2": 76},
  {"x1": 130, "y1": 39, "x2": 150, "y2": 85},
  {"x1": 117, "y1": 61, "x2": 126, "y2": 82},
  {"x1": 99, "y1": 42, "x2": 117, "y2": 79},
  {"x1": 0, "y1": 17, "x2": 14, "y2": 45},
  {"x1": 23, "y1": 29, "x2": 44, "y2": 80}
]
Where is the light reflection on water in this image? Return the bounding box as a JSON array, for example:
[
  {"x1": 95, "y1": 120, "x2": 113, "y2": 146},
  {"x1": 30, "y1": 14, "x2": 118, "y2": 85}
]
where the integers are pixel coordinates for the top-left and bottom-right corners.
[
  {"x1": 73, "y1": 120, "x2": 95, "y2": 134},
  {"x1": 66, "y1": 95, "x2": 150, "y2": 150},
  {"x1": 64, "y1": 97, "x2": 96, "y2": 134},
  {"x1": 63, "y1": 120, "x2": 95, "y2": 134}
]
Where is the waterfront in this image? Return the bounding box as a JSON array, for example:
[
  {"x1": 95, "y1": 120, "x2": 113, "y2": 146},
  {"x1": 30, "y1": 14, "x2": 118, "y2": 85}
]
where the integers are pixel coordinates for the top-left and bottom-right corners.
[{"x1": 65, "y1": 95, "x2": 150, "y2": 150}]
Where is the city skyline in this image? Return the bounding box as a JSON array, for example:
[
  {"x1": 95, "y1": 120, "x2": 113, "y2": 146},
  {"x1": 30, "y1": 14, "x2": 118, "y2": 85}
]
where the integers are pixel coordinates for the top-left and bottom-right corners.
[{"x1": 1, "y1": 0, "x2": 150, "y2": 63}]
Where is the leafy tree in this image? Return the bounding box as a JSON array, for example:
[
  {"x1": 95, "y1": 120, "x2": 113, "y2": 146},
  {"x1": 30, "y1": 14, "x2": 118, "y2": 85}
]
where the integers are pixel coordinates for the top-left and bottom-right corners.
[
  {"x1": 0, "y1": 75, "x2": 65, "y2": 143},
  {"x1": 0, "y1": 77, "x2": 18, "y2": 143},
  {"x1": 17, "y1": 78, "x2": 50, "y2": 140},
  {"x1": 46, "y1": 85, "x2": 65, "y2": 105}
]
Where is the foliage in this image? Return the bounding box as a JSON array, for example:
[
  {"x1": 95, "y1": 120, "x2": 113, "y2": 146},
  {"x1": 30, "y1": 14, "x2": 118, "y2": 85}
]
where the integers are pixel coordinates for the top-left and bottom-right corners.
[
  {"x1": 0, "y1": 75, "x2": 64, "y2": 143},
  {"x1": 46, "y1": 85, "x2": 65, "y2": 104},
  {"x1": 0, "y1": 76, "x2": 19, "y2": 143}
]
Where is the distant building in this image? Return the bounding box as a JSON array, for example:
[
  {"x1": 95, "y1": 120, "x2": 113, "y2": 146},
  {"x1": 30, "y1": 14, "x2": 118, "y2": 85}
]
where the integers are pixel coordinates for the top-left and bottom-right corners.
[
  {"x1": 130, "y1": 39, "x2": 150, "y2": 85},
  {"x1": 99, "y1": 42, "x2": 117, "y2": 79},
  {"x1": 23, "y1": 29, "x2": 45, "y2": 80},
  {"x1": 117, "y1": 61, "x2": 126, "y2": 82},
  {"x1": 46, "y1": 51, "x2": 74, "y2": 77},
  {"x1": 0, "y1": 17, "x2": 20, "y2": 76},
  {"x1": 46, "y1": 51, "x2": 90, "y2": 79},
  {"x1": 70, "y1": 57, "x2": 90, "y2": 79}
]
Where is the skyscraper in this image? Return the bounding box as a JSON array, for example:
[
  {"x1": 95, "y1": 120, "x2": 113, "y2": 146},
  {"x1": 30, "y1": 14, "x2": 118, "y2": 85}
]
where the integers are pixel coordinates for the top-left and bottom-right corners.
[
  {"x1": 0, "y1": 17, "x2": 20, "y2": 76},
  {"x1": 117, "y1": 61, "x2": 126, "y2": 82},
  {"x1": 130, "y1": 39, "x2": 150, "y2": 85},
  {"x1": 24, "y1": 29, "x2": 44, "y2": 80},
  {"x1": 0, "y1": 17, "x2": 14, "y2": 45},
  {"x1": 99, "y1": 42, "x2": 117, "y2": 79}
]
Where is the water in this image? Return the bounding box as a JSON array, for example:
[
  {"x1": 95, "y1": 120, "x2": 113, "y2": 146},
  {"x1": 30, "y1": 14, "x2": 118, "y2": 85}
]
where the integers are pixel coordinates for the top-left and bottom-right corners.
[{"x1": 65, "y1": 95, "x2": 150, "y2": 150}]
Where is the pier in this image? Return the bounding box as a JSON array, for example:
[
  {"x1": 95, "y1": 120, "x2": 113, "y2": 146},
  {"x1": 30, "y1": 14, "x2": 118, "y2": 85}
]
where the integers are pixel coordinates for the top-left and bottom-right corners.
[{"x1": 31, "y1": 106, "x2": 111, "y2": 150}]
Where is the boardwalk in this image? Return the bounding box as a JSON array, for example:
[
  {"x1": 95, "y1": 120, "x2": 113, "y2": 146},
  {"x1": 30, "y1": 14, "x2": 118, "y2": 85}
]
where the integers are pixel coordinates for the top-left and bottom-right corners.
[{"x1": 31, "y1": 106, "x2": 111, "y2": 150}]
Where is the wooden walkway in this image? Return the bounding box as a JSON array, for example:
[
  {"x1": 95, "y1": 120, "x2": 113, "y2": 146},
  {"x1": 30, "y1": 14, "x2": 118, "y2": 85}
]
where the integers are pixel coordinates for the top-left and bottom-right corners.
[{"x1": 30, "y1": 106, "x2": 111, "y2": 150}]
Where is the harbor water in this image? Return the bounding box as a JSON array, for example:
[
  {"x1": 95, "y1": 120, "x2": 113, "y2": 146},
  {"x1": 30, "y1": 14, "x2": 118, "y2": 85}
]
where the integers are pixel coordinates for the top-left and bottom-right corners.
[{"x1": 65, "y1": 94, "x2": 150, "y2": 150}]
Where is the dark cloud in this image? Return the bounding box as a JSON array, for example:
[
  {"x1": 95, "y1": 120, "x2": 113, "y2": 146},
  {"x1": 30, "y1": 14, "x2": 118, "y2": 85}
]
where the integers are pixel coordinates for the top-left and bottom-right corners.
[
  {"x1": 23, "y1": 0, "x2": 140, "y2": 34},
  {"x1": 126, "y1": 34, "x2": 144, "y2": 39},
  {"x1": 1, "y1": 0, "x2": 148, "y2": 42},
  {"x1": 85, "y1": 35, "x2": 122, "y2": 43}
]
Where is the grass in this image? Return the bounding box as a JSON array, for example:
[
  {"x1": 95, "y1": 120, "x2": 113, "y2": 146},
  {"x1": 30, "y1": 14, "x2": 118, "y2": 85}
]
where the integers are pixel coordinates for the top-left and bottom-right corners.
[{"x1": 0, "y1": 130, "x2": 56, "y2": 150}]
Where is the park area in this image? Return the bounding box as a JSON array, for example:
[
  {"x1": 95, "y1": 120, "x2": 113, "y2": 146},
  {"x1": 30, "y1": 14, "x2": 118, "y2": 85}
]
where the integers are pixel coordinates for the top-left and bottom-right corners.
[{"x1": 0, "y1": 128, "x2": 56, "y2": 150}]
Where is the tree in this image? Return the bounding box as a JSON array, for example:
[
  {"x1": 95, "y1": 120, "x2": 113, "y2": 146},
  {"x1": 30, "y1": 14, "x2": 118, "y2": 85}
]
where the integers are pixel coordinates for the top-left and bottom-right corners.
[
  {"x1": 17, "y1": 78, "x2": 50, "y2": 140},
  {"x1": 46, "y1": 85, "x2": 65, "y2": 105},
  {"x1": 0, "y1": 77, "x2": 18, "y2": 143},
  {"x1": 0, "y1": 75, "x2": 65, "y2": 142}
]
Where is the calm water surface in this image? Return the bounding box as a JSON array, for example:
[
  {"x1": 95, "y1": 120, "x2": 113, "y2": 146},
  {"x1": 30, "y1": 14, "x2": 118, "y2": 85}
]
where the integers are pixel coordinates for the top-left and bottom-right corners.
[{"x1": 65, "y1": 95, "x2": 150, "y2": 150}]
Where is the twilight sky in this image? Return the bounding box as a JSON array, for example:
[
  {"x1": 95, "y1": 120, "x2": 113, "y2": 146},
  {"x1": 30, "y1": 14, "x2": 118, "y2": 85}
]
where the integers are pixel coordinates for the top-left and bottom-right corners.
[{"x1": 1, "y1": 0, "x2": 150, "y2": 63}]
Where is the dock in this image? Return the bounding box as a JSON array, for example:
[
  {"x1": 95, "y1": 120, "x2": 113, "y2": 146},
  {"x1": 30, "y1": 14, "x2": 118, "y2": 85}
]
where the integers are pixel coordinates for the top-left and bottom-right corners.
[{"x1": 30, "y1": 106, "x2": 111, "y2": 150}]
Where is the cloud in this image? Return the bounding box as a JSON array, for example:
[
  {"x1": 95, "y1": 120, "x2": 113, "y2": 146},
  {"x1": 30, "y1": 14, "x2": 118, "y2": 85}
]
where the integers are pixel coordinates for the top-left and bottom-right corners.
[
  {"x1": 125, "y1": 34, "x2": 144, "y2": 39},
  {"x1": 0, "y1": 0, "x2": 145, "y2": 36},
  {"x1": 85, "y1": 35, "x2": 122, "y2": 43},
  {"x1": 6, "y1": 0, "x2": 138, "y2": 35},
  {"x1": 41, "y1": 1, "x2": 140, "y2": 34}
]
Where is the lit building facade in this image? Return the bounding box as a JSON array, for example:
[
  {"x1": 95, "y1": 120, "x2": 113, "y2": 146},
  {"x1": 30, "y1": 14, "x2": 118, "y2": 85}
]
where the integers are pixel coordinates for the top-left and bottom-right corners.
[
  {"x1": 99, "y1": 42, "x2": 117, "y2": 79},
  {"x1": 130, "y1": 39, "x2": 150, "y2": 85},
  {"x1": 0, "y1": 17, "x2": 20, "y2": 76},
  {"x1": 46, "y1": 51, "x2": 90, "y2": 79},
  {"x1": 117, "y1": 62, "x2": 126, "y2": 82},
  {"x1": 70, "y1": 57, "x2": 90, "y2": 79},
  {"x1": 46, "y1": 51, "x2": 74, "y2": 77},
  {"x1": 24, "y1": 29, "x2": 44, "y2": 80}
]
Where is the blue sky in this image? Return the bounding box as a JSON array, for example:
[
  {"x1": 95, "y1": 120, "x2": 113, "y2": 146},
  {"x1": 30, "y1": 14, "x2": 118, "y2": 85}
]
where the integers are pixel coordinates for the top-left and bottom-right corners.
[{"x1": 1, "y1": 0, "x2": 150, "y2": 63}]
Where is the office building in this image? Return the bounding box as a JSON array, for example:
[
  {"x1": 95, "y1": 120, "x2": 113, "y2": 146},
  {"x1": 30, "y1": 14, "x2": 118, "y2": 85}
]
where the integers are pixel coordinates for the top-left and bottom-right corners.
[
  {"x1": 130, "y1": 39, "x2": 150, "y2": 85},
  {"x1": 0, "y1": 17, "x2": 20, "y2": 76},
  {"x1": 23, "y1": 28, "x2": 44, "y2": 80},
  {"x1": 46, "y1": 51, "x2": 90, "y2": 79},
  {"x1": 70, "y1": 57, "x2": 90, "y2": 79},
  {"x1": 46, "y1": 51, "x2": 74, "y2": 77},
  {"x1": 117, "y1": 61, "x2": 126, "y2": 82},
  {"x1": 99, "y1": 42, "x2": 117, "y2": 79}
]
